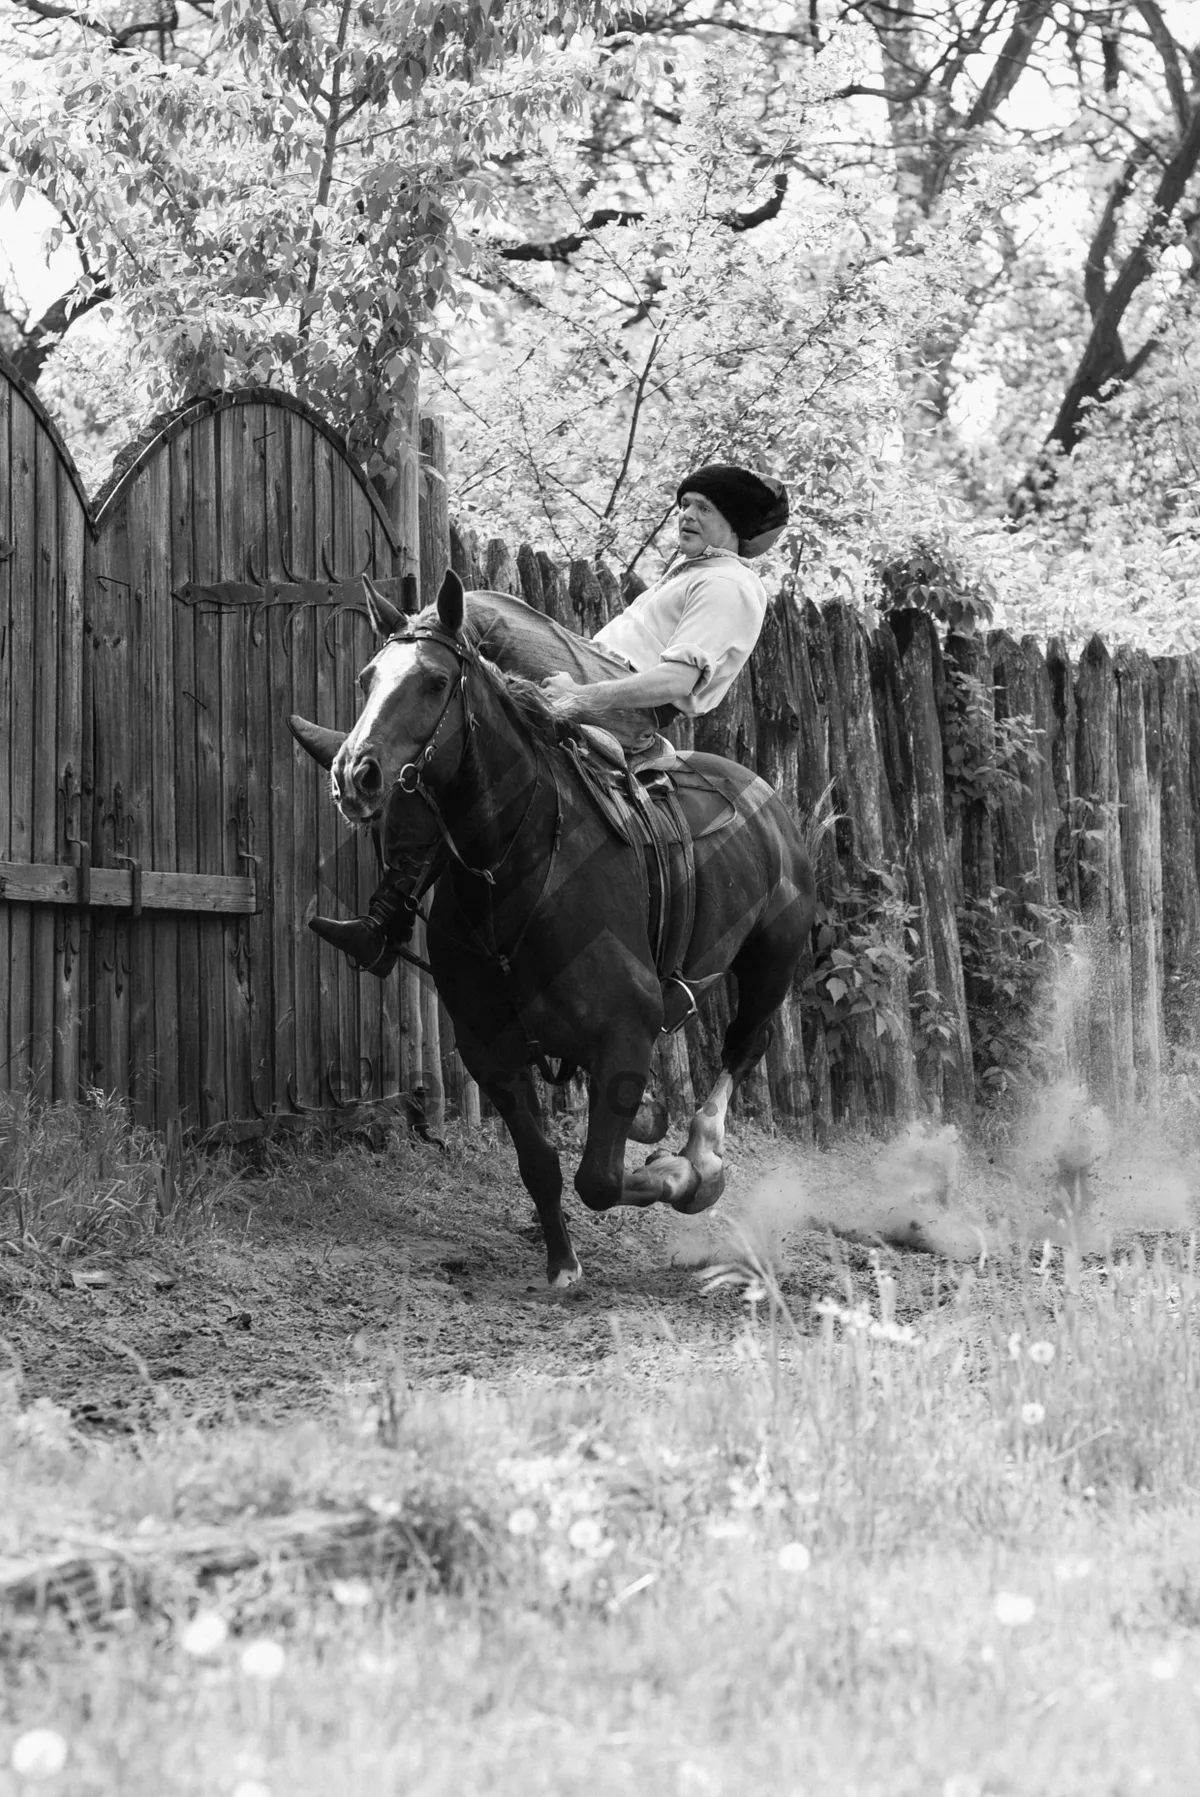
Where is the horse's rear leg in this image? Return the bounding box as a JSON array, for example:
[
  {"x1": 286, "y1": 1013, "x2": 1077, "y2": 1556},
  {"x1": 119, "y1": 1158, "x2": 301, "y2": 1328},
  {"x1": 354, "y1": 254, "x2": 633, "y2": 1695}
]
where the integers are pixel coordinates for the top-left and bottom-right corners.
[{"x1": 480, "y1": 1066, "x2": 581, "y2": 1288}]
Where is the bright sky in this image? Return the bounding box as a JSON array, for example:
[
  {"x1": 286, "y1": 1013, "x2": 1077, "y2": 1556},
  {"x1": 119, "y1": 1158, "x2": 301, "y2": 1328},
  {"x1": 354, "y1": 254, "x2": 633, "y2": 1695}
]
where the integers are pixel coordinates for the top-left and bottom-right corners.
[{"x1": 0, "y1": 186, "x2": 82, "y2": 324}]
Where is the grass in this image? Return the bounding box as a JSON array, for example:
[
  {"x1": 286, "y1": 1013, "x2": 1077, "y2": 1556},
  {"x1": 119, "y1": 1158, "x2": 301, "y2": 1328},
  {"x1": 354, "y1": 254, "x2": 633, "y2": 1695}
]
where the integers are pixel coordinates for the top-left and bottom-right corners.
[
  {"x1": 4, "y1": 1227, "x2": 1200, "y2": 1795},
  {"x1": 0, "y1": 1090, "x2": 234, "y2": 1261},
  {"x1": 3, "y1": 1096, "x2": 1200, "y2": 1794}
]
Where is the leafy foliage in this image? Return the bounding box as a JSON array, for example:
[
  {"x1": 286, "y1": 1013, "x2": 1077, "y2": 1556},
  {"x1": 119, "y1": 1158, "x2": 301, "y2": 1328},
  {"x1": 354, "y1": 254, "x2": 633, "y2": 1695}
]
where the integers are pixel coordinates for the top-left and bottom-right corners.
[
  {"x1": 1, "y1": 0, "x2": 620, "y2": 479},
  {"x1": 802, "y1": 864, "x2": 915, "y2": 1067},
  {"x1": 957, "y1": 888, "x2": 1068, "y2": 1105}
]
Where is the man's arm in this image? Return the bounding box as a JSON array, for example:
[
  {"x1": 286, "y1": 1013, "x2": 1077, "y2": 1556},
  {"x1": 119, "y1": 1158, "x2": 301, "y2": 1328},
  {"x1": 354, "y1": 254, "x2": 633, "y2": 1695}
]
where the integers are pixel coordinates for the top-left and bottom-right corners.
[{"x1": 542, "y1": 663, "x2": 698, "y2": 722}]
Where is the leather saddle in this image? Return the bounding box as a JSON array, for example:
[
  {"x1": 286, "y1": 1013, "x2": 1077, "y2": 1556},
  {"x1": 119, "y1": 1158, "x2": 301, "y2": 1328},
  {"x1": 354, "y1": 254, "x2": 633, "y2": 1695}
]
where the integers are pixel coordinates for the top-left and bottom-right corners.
[{"x1": 560, "y1": 726, "x2": 737, "y2": 1032}]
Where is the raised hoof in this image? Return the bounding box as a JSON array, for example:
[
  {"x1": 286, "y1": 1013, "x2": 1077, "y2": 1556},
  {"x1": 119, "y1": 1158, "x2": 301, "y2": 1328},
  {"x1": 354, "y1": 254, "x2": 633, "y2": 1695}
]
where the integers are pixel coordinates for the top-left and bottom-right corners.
[
  {"x1": 671, "y1": 1163, "x2": 725, "y2": 1216},
  {"x1": 310, "y1": 915, "x2": 398, "y2": 978},
  {"x1": 621, "y1": 1152, "x2": 703, "y2": 1211}
]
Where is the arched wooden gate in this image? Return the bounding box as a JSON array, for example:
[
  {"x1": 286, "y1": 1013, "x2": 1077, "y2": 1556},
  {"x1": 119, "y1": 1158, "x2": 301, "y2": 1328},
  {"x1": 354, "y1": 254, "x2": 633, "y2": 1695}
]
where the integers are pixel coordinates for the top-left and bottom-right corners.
[{"x1": 1, "y1": 358, "x2": 420, "y2": 1133}]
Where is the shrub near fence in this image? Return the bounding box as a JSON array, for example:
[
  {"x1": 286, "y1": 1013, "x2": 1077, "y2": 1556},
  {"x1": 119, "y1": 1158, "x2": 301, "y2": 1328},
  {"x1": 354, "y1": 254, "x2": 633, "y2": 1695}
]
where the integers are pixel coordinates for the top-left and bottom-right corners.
[{"x1": 444, "y1": 502, "x2": 1189, "y2": 1136}]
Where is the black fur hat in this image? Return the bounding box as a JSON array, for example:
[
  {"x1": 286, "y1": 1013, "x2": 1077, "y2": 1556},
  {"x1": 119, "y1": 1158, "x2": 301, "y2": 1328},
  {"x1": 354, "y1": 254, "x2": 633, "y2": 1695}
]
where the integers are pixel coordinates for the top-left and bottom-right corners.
[{"x1": 675, "y1": 463, "x2": 789, "y2": 556}]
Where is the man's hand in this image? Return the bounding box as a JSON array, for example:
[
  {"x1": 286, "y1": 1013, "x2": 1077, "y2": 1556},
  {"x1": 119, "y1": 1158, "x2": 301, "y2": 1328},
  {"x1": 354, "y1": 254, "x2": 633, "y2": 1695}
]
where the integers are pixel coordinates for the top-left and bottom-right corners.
[
  {"x1": 541, "y1": 661, "x2": 699, "y2": 720},
  {"x1": 541, "y1": 672, "x2": 591, "y2": 722}
]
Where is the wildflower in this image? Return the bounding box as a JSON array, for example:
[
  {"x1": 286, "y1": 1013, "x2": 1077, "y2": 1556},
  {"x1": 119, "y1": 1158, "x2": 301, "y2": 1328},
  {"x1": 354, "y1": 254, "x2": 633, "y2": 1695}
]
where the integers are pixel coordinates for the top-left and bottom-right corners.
[
  {"x1": 507, "y1": 1506, "x2": 540, "y2": 1537},
  {"x1": 232, "y1": 1784, "x2": 273, "y2": 1797},
  {"x1": 1028, "y1": 1341, "x2": 1056, "y2": 1367},
  {"x1": 867, "y1": 1319, "x2": 920, "y2": 1346},
  {"x1": 1148, "y1": 1651, "x2": 1180, "y2": 1681},
  {"x1": 742, "y1": 1280, "x2": 768, "y2": 1306},
  {"x1": 180, "y1": 1611, "x2": 228, "y2": 1657},
  {"x1": 330, "y1": 1577, "x2": 372, "y2": 1607},
  {"x1": 1020, "y1": 1402, "x2": 1046, "y2": 1426},
  {"x1": 705, "y1": 1518, "x2": 749, "y2": 1542},
  {"x1": 10, "y1": 1730, "x2": 69, "y2": 1779},
  {"x1": 566, "y1": 1516, "x2": 607, "y2": 1555},
  {"x1": 239, "y1": 1640, "x2": 286, "y2": 1681},
  {"x1": 994, "y1": 1591, "x2": 1036, "y2": 1627},
  {"x1": 1053, "y1": 1556, "x2": 1093, "y2": 1582},
  {"x1": 777, "y1": 1541, "x2": 812, "y2": 1574},
  {"x1": 1007, "y1": 1332, "x2": 1023, "y2": 1361}
]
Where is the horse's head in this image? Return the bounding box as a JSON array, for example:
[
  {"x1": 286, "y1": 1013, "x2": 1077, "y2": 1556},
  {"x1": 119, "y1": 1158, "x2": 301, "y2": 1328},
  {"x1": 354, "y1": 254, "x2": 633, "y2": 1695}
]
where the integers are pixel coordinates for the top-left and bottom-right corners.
[{"x1": 289, "y1": 570, "x2": 469, "y2": 827}]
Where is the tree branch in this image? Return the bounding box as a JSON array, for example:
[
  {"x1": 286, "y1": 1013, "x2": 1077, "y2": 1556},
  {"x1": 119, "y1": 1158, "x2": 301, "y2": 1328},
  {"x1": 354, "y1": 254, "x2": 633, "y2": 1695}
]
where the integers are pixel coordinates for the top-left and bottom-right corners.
[
  {"x1": 2, "y1": 278, "x2": 114, "y2": 385},
  {"x1": 962, "y1": 0, "x2": 1055, "y2": 130},
  {"x1": 497, "y1": 173, "x2": 787, "y2": 263},
  {"x1": 1134, "y1": 0, "x2": 1191, "y2": 134}
]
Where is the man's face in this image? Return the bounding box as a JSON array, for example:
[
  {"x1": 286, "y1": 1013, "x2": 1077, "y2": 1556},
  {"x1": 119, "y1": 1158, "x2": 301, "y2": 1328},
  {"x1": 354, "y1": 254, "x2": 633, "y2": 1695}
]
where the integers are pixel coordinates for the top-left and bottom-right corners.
[{"x1": 677, "y1": 491, "x2": 738, "y2": 559}]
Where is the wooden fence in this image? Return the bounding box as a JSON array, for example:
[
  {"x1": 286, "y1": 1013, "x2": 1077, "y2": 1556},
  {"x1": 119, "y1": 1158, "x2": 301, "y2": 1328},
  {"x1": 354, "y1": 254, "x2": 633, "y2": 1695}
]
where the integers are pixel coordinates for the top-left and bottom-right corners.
[
  {"x1": 1, "y1": 350, "x2": 1192, "y2": 1137},
  {"x1": 2, "y1": 358, "x2": 404, "y2": 1133},
  {"x1": 445, "y1": 520, "x2": 1193, "y2": 1135}
]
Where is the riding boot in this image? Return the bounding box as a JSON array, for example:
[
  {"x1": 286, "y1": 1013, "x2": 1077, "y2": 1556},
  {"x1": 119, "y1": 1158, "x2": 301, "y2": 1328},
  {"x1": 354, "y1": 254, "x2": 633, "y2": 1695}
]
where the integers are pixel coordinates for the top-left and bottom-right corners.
[{"x1": 310, "y1": 867, "x2": 422, "y2": 979}]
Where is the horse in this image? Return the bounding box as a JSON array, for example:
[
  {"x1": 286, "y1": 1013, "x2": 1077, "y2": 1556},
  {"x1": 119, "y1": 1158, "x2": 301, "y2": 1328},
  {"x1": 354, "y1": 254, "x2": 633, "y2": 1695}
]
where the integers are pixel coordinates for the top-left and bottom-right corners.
[{"x1": 290, "y1": 571, "x2": 815, "y2": 1287}]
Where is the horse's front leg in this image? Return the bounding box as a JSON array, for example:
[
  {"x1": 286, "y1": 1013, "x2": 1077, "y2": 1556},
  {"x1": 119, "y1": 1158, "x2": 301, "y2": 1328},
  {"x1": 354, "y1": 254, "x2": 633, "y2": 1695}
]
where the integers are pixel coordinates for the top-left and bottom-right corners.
[
  {"x1": 478, "y1": 1064, "x2": 581, "y2": 1288},
  {"x1": 573, "y1": 1033, "x2": 665, "y2": 1212}
]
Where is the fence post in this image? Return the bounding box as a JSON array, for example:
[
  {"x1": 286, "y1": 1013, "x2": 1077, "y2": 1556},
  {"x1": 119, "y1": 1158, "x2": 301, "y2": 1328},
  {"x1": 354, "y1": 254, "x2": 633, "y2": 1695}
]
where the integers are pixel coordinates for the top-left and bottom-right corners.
[
  {"x1": 1116, "y1": 647, "x2": 1161, "y2": 1105},
  {"x1": 1075, "y1": 634, "x2": 1136, "y2": 1116},
  {"x1": 883, "y1": 609, "x2": 974, "y2": 1123}
]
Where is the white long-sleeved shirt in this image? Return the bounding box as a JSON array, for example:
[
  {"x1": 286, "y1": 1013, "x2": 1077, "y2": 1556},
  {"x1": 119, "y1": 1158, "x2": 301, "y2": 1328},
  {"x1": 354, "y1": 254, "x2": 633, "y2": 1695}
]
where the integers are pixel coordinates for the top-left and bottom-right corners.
[{"x1": 592, "y1": 547, "x2": 769, "y2": 717}]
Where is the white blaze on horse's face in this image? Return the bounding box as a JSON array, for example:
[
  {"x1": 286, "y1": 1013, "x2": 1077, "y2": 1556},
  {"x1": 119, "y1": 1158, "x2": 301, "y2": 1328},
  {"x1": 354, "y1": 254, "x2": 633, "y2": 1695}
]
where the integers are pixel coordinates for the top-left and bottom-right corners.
[{"x1": 330, "y1": 637, "x2": 456, "y2": 824}]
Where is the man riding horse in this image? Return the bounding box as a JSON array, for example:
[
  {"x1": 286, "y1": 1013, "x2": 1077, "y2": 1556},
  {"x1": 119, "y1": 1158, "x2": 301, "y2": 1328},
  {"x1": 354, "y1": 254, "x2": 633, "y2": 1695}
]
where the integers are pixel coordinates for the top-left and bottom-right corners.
[{"x1": 311, "y1": 461, "x2": 788, "y2": 977}]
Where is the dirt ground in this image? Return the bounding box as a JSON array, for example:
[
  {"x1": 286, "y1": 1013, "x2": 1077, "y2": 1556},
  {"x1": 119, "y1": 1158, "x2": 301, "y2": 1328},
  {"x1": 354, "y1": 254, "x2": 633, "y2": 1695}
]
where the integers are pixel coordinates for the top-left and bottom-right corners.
[{"x1": 2, "y1": 1106, "x2": 1196, "y2": 1437}]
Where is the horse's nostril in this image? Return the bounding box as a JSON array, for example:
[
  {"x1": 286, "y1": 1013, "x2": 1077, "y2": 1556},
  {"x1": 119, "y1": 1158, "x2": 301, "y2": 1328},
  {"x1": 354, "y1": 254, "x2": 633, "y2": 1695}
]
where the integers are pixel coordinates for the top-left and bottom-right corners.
[{"x1": 356, "y1": 756, "x2": 382, "y2": 795}]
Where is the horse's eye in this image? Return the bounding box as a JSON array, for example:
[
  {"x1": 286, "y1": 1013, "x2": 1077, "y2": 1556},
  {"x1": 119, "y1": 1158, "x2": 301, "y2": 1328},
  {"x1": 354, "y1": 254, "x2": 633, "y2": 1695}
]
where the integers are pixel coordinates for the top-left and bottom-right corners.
[
  {"x1": 426, "y1": 674, "x2": 449, "y2": 695},
  {"x1": 359, "y1": 667, "x2": 374, "y2": 695}
]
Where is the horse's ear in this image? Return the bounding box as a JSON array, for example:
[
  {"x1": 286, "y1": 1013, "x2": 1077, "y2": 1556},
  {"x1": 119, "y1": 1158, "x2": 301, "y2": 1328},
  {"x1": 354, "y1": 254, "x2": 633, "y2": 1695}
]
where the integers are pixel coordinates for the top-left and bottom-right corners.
[
  {"x1": 437, "y1": 569, "x2": 465, "y2": 637},
  {"x1": 289, "y1": 714, "x2": 347, "y2": 771},
  {"x1": 362, "y1": 575, "x2": 404, "y2": 636}
]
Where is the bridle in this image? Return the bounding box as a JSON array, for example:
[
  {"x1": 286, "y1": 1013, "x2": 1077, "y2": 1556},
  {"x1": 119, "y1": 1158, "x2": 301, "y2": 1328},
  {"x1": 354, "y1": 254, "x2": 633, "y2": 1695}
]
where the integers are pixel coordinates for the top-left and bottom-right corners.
[{"x1": 375, "y1": 619, "x2": 544, "y2": 888}]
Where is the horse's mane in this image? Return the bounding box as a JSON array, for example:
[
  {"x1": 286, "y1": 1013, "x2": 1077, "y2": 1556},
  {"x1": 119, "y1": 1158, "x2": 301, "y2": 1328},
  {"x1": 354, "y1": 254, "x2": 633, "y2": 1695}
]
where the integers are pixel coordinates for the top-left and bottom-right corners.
[
  {"x1": 494, "y1": 671, "x2": 569, "y2": 752},
  {"x1": 414, "y1": 591, "x2": 585, "y2": 757}
]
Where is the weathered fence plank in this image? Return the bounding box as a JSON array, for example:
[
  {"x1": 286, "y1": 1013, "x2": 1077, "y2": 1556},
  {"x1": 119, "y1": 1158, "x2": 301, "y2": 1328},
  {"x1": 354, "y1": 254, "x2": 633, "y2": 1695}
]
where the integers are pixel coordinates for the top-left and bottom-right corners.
[
  {"x1": 1115, "y1": 647, "x2": 1161, "y2": 1104},
  {"x1": 884, "y1": 610, "x2": 973, "y2": 1122},
  {"x1": 1157, "y1": 656, "x2": 1200, "y2": 1040},
  {"x1": 1074, "y1": 634, "x2": 1136, "y2": 1116}
]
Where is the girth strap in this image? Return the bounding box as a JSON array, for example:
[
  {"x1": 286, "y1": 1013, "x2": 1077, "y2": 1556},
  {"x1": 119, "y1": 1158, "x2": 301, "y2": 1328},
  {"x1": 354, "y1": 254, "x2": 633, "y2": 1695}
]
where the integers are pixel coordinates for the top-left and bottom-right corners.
[{"x1": 627, "y1": 775, "x2": 696, "y2": 986}]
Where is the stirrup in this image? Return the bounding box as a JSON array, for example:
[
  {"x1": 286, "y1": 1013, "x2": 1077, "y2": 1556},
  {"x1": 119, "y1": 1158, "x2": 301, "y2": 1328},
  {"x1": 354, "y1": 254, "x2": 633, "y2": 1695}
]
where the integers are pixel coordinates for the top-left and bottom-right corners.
[
  {"x1": 660, "y1": 974, "x2": 698, "y2": 1035},
  {"x1": 310, "y1": 915, "x2": 399, "y2": 978}
]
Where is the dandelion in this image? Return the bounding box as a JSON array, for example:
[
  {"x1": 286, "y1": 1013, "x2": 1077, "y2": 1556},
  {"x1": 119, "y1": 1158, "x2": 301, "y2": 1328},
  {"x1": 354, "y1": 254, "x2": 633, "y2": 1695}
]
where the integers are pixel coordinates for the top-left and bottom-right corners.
[
  {"x1": 1053, "y1": 1556, "x2": 1093, "y2": 1582},
  {"x1": 1028, "y1": 1341, "x2": 1056, "y2": 1366},
  {"x1": 1007, "y1": 1332, "x2": 1023, "y2": 1361},
  {"x1": 330, "y1": 1577, "x2": 372, "y2": 1607},
  {"x1": 994, "y1": 1591, "x2": 1036, "y2": 1627},
  {"x1": 1020, "y1": 1402, "x2": 1046, "y2": 1426},
  {"x1": 777, "y1": 1541, "x2": 812, "y2": 1574},
  {"x1": 1148, "y1": 1651, "x2": 1180, "y2": 1681},
  {"x1": 705, "y1": 1518, "x2": 749, "y2": 1542},
  {"x1": 239, "y1": 1640, "x2": 286, "y2": 1681},
  {"x1": 566, "y1": 1516, "x2": 606, "y2": 1555},
  {"x1": 868, "y1": 1319, "x2": 920, "y2": 1346},
  {"x1": 10, "y1": 1730, "x2": 69, "y2": 1779},
  {"x1": 180, "y1": 1611, "x2": 228, "y2": 1657},
  {"x1": 507, "y1": 1506, "x2": 540, "y2": 1537}
]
